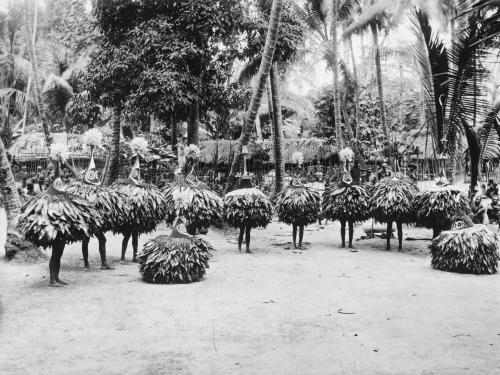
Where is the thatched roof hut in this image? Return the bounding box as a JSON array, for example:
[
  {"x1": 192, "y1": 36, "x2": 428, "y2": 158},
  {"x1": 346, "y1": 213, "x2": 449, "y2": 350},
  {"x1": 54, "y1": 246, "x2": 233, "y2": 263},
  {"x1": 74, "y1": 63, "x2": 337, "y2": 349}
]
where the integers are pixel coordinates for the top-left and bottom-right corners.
[{"x1": 199, "y1": 138, "x2": 336, "y2": 165}]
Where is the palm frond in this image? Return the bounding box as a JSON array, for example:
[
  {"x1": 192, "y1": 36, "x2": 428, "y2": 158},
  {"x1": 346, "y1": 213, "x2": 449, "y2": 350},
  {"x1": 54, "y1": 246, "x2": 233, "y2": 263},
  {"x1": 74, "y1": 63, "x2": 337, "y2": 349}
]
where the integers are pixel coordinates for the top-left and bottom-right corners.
[
  {"x1": 442, "y1": 15, "x2": 495, "y2": 155},
  {"x1": 294, "y1": 0, "x2": 329, "y2": 40},
  {"x1": 338, "y1": 0, "x2": 360, "y2": 22},
  {"x1": 480, "y1": 111, "x2": 500, "y2": 160},
  {"x1": 238, "y1": 56, "x2": 262, "y2": 85},
  {"x1": 0, "y1": 87, "x2": 32, "y2": 115},
  {"x1": 343, "y1": 0, "x2": 393, "y2": 38},
  {"x1": 457, "y1": 0, "x2": 500, "y2": 44},
  {"x1": 42, "y1": 74, "x2": 74, "y2": 124}
]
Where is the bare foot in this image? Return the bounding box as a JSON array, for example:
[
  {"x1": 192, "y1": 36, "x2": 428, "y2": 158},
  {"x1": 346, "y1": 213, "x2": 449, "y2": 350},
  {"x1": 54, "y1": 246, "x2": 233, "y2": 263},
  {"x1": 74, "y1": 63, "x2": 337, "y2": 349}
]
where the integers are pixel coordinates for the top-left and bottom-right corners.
[
  {"x1": 245, "y1": 249, "x2": 253, "y2": 254},
  {"x1": 120, "y1": 260, "x2": 128, "y2": 265},
  {"x1": 55, "y1": 278, "x2": 68, "y2": 285},
  {"x1": 132, "y1": 258, "x2": 138, "y2": 263},
  {"x1": 101, "y1": 264, "x2": 114, "y2": 270},
  {"x1": 48, "y1": 281, "x2": 62, "y2": 287},
  {"x1": 84, "y1": 265, "x2": 91, "y2": 271}
]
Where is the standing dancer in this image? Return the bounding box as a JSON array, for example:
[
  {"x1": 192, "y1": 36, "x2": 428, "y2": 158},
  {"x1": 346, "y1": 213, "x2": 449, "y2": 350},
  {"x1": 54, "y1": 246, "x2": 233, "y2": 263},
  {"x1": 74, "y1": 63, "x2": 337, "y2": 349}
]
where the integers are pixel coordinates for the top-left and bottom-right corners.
[
  {"x1": 274, "y1": 176, "x2": 320, "y2": 249},
  {"x1": 17, "y1": 143, "x2": 100, "y2": 286},
  {"x1": 110, "y1": 137, "x2": 167, "y2": 263},
  {"x1": 322, "y1": 148, "x2": 369, "y2": 249},
  {"x1": 66, "y1": 129, "x2": 125, "y2": 269},
  {"x1": 223, "y1": 147, "x2": 272, "y2": 253},
  {"x1": 163, "y1": 144, "x2": 223, "y2": 235}
]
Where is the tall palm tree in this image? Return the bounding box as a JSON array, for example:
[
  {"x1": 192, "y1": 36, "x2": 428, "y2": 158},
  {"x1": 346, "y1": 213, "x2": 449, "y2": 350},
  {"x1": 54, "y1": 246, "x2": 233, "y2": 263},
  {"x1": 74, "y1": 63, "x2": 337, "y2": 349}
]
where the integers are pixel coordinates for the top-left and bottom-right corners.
[
  {"x1": 269, "y1": 63, "x2": 285, "y2": 192},
  {"x1": 226, "y1": 0, "x2": 283, "y2": 191},
  {"x1": 25, "y1": 0, "x2": 52, "y2": 146},
  {"x1": 0, "y1": 136, "x2": 22, "y2": 257},
  {"x1": 331, "y1": 0, "x2": 344, "y2": 148}
]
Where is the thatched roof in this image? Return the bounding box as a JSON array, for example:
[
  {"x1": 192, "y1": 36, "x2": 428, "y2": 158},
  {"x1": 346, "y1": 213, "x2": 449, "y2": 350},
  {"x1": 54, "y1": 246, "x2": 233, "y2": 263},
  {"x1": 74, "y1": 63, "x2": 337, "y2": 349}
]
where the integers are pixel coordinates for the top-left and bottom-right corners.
[{"x1": 199, "y1": 138, "x2": 336, "y2": 165}]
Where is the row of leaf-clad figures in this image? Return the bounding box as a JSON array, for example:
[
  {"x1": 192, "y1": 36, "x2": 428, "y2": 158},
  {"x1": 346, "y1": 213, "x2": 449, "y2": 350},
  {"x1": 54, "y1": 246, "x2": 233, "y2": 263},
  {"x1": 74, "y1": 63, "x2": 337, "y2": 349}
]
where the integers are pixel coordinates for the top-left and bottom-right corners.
[{"x1": 15, "y1": 130, "x2": 495, "y2": 286}]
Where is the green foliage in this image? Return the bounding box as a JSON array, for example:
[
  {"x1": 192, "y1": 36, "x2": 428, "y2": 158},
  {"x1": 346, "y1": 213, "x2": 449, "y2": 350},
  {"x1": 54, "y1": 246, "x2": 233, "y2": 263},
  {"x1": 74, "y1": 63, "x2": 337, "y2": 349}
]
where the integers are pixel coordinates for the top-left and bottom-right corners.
[
  {"x1": 430, "y1": 226, "x2": 500, "y2": 275},
  {"x1": 65, "y1": 91, "x2": 102, "y2": 132},
  {"x1": 415, "y1": 190, "x2": 471, "y2": 231},
  {"x1": 17, "y1": 188, "x2": 101, "y2": 248},
  {"x1": 275, "y1": 185, "x2": 320, "y2": 226},
  {"x1": 370, "y1": 175, "x2": 418, "y2": 224},
  {"x1": 163, "y1": 184, "x2": 224, "y2": 234},
  {"x1": 322, "y1": 183, "x2": 369, "y2": 223},
  {"x1": 224, "y1": 188, "x2": 273, "y2": 228},
  {"x1": 138, "y1": 235, "x2": 213, "y2": 284}
]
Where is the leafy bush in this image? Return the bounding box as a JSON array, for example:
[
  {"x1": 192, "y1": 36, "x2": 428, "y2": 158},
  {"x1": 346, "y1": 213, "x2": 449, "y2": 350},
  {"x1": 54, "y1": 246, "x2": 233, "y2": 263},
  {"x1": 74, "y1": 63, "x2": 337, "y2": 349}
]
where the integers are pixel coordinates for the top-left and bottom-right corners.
[
  {"x1": 430, "y1": 226, "x2": 500, "y2": 274},
  {"x1": 137, "y1": 235, "x2": 213, "y2": 284}
]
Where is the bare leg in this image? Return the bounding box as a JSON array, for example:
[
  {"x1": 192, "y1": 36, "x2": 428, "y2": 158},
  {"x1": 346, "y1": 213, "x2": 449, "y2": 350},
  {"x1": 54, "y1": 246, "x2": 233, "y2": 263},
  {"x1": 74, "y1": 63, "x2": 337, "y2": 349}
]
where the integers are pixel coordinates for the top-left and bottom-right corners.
[
  {"x1": 49, "y1": 239, "x2": 67, "y2": 286},
  {"x1": 340, "y1": 220, "x2": 346, "y2": 248},
  {"x1": 132, "y1": 232, "x2": 139, "y2": 262},
  {"x1": 238, "y1": 226, "x2": 245, "y2": 252},
  {"x1": 245, "y1": 226, "x2": 252, "y2": 253},
  {"x1": 299, "y1": 225, "x2": 304, "y2": 248},
  {"x1": 348, "y1": 220, "x2": 354, "y2": 248},
  {"x1": 97, "y1": 232, "x2": 113, "y2": 269},
  {"x1": 386, "y1": 221, "x2": 393, "y2": 250},
  {"x1": 292, "y1": 224, "x2": 298, "y2": 248},
  {"x1": 121, "y1": 231, "x2": 131, "y2": 262},
  {"x1": 396, "y1": 221, "x2": 403, "y2": 251},
  {"x1": 82, "y1": 236, "x2": 90, "y2": 269}
]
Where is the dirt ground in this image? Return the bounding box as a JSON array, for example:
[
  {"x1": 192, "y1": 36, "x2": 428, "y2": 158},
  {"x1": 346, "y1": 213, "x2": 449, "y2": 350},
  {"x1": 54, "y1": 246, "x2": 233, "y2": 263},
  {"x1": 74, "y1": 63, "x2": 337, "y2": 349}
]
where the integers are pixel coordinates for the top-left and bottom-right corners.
[{"x1": 1, "y1": 218, "x2": 499, "y2": 375}]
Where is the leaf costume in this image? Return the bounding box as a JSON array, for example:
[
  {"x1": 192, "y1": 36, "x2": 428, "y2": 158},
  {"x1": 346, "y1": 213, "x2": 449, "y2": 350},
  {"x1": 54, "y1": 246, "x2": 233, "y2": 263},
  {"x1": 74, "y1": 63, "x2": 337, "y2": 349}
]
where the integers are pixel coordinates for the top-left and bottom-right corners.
[
  {"x1": 275, "y1": 180, "x2": 321, "y2": 226},
  {"x1": 224, "y1": 184, "x2": 273, "y2": 229}
]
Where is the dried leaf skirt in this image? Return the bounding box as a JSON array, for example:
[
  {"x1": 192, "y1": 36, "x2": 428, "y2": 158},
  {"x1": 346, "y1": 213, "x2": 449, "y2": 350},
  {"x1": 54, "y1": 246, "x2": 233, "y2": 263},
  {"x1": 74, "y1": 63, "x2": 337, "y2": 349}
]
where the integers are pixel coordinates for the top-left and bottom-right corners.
[
  {"x1": 66, "y1": 182, "x2": 126, "y2": 233},
  {"x1": 415, "y1": 189, "x2": 470, "y2": 230},
  {"x1": 224, "y1": 188, "x2": 273, "y2": 228},
  {"x1": 137, "y1": 235, "x2": 214, "y2": 284},
  {"x1": 111, "y1": 180, "x2": 168, "y2": 234},
  {"x1": 162, "y1": 183, "x2": 223, "y2": 231},
  {"x1": 322, "y1": 184, "x2": 369, "y2": 223},
  {"x1": 275, "y1": 186, "x2": 320, "y2": 226},
  {"x1": 370, "y1": 178, "x2": 418, "y2": 224},
  {"x1": 17, "y1": 190, "x2": 101, "y2": 248},
  {"x1": 430, "y1": 225, "x2": 500, "y2": 274}
]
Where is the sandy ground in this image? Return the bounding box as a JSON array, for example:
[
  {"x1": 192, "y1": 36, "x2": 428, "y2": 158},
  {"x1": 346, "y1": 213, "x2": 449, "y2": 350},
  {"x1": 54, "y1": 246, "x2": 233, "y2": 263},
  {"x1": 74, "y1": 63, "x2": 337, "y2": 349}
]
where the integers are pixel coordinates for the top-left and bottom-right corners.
[{"x1": 1, "y1": 218, "x2": 499, "y2": 375}]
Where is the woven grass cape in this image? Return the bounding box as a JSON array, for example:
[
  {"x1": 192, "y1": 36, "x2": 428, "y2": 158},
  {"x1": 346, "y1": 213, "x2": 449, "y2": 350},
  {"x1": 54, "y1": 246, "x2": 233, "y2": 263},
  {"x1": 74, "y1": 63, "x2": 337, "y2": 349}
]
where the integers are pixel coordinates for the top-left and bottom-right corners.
[
  {"x1": 18, "y1": 186, "x2": 101, "y2": 248},
  {"x1": 322, "y1": 183, "x2": 369, "y2": 223},
  {"x1": 66, "y1": 182, "x2": 127, "y2": 233},
  {"x1": 224, "y1": 187, "x2": 272, "y2": 228},
  {"x1": 415, "y1": 189, "x2": 471, "y2": 230},
  {"x1": 162, "y1": 182, "x2": 223, "y2": 233},
  {"x1": 111, "y1": 179, "x2": 168, "y2": 234},
  {"x1": 370, "y1": 175, "x2": 418, "y2": 223},
  {"x1": 275, "y1": 185, "x2": 321, "y2": 226},
  {"x1": 430, "y1": 225, "x2": 500, "y2": 274},
  {"x1": 137, "y1": 235, "x2": 214, "y2": 284}
]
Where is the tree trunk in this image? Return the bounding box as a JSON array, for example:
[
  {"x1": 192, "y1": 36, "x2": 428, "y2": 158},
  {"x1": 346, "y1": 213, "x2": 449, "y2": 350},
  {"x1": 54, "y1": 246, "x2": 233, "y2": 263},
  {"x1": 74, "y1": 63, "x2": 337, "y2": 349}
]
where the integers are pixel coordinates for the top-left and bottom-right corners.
[
  {"x1": 104, "y1": 107, "x2": 121, "y2": 185},
  {"x1": 255, "y1": 115, "x2": 262, "y2": 139},
  {"x1": 188, "y1": 101, "x2": 200, "y2": 146},
  {"x1": 270, "y1": 64, "x2": 285, "y2": 193},
  {"x1": 348, "y1": 35, "x2": 360, "y2": 137},
  {"x1": 463, "y1": 121, "x2": 480, "y2": 198},
  {"x1": 266, "y1": 79, "x2": 274, "y2": 136},
  {"x1": 25, "y1": 0, "x2": 51, "y2": 146},
  {"x1": 370, "y1": 22, "x2": 388, "y2": 139},
  {"x1": 0, "y1": 136, "x2": 22, "y2": 257},
  {"x1": 331, "y1": 0, "x2": 344, "y2": 148},
  {"x1": 171, "y1": 118, "x2": 177, "y2": 154},
  {"x1": 225, "y1": 0, "x2": 283, "y2": 192}
]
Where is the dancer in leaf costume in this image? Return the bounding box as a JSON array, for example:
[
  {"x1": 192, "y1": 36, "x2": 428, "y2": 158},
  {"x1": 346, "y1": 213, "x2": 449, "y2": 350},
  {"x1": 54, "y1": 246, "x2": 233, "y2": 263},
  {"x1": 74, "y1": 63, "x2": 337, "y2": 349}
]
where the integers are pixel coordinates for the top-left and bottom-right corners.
[
  {"x1": 274, "y1": 176, "x2": 320, "y2": 248},
  {"x1": 322, "y1": 171, "x2": 369, "y2": 248},
  {"x1": 137, "y1": 215, "x2": 214, "y2": 284},
  {"x1": 224, "y1": 147, "x2": 272, "y2": 253},
  {"x1": 370, "y1": 172, "x2": 418, "y2": 250},
  {"x1": 66, "y1": 129, "x2": 125, "y2": 269},
  {"x1": 110, "y1": 138, "x2": 168, "y2": 262},
  {"x1": 163, "y1": 168, "x2": 223, "y2": 235},
  {"x1": 17, "y1": 144, "x2": 101, "y2": 286},
  {"x1": 414, "y1": 189, "x2": 471, "y2": 238}
]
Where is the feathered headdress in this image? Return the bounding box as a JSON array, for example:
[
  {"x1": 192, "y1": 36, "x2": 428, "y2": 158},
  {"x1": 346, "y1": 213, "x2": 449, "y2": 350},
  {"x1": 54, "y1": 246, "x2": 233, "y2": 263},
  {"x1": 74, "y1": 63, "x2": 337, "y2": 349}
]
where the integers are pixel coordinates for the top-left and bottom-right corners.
[
  {"x1": 50, "y1": 143, "x2": 70, "y2": 163},
  {"x1": 130, "y1": 137, "x2": 148, "y2": 157}
]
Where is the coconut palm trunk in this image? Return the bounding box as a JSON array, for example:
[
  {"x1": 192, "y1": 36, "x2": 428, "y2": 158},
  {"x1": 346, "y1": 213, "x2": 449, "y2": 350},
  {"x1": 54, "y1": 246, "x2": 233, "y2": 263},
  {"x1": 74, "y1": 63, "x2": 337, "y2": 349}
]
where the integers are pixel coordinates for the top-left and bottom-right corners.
[
  {"x1": 370, "y1": 21, "x2": 388, "y2": 139},
  {"x1": 332, "y1": 0, "x2": 344, "y2": 148},
  {"x1": 25, "y1": 0, "x2": 51, "y2": 146},
  {"x1": 270, "y1": 63, "x2": 285, "y2": 193},
  {"x1": 225, "y1": 0, "x2": 283, "y2": 192},
  {"x1": 188, "y1": 101, "x2": 200, "y2": 146},
  {"x1": 0, "y1": 136, "x2": 23, "y2": 257},
  {"x1": 104, "y1": 107, "x2": 121, "y2": 185}
]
